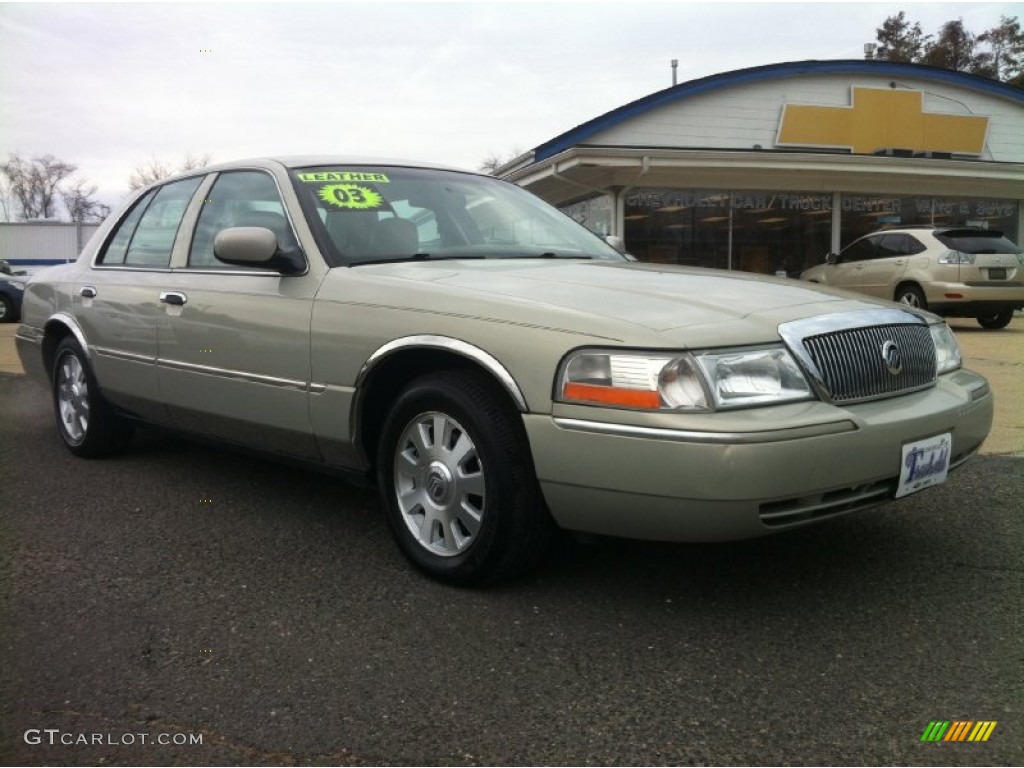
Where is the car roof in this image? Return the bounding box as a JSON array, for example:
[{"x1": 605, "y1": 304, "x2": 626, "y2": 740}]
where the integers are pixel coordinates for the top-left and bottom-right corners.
[
  {"x1": 860, "y1": 227, "x2": 1005, "y2": 238},
  {"x1": 199, "y1": 155, "x2": 473, "y2": 174}
]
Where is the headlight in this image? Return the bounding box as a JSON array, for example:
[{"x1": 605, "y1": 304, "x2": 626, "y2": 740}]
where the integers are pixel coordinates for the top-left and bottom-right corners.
[
  {"x1": 695, "y1": 347, "x2": 813, "y2": 408},
  {"x1": 557, "y1": 347, "x2": 813, "y2": 411},
  {"x1": 930, "y1": 323, "x2": 962, "y2": 374}
]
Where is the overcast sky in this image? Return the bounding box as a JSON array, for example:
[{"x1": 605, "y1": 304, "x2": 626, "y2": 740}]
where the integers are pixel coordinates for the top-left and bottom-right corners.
[{"x1": 1, "y1": 1, "x2": 1020, "y2": 209}]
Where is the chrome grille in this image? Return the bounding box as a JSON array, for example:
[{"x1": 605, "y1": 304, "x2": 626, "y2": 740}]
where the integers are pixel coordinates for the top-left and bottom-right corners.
[{"x1": 800, "y1": 323, "x2": 936, "y2": 403}]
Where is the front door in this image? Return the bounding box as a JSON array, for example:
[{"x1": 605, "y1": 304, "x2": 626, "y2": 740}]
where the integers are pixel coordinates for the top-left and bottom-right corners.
[{"x1": 155, "y1": 170, "x2": 322, "y2": 459}]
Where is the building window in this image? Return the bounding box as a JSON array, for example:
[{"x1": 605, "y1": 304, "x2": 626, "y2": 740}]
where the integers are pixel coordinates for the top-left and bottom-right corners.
[
  {"x1": 840, "y1": 195, "x2": 1019, "y2": 247},
  {"x1": 623, "y1": 189, "x2": 730, "y2": 268},
  {"x1": 731, "y1": 192, "x2": 832, "y2": 276},
  {"x1": 623, "y1": 188, "x2": 832, "y2": 275},
  {"x1": 560, "y1": 194, "x2": 612, "y2": 237}
]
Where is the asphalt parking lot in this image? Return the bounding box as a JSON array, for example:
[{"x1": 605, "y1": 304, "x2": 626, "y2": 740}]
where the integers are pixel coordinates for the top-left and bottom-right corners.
[{"x1": 1, "y1": 320, "x2": 1021, "y2": 766}]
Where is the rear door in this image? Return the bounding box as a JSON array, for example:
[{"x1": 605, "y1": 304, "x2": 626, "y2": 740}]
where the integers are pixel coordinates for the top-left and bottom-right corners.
[
  {"x1": 78, "y1": 176, "x2": 202, "y2": 422},
  {"x1": 859, "y1": 233, "x2": 918, "y2": 299}
]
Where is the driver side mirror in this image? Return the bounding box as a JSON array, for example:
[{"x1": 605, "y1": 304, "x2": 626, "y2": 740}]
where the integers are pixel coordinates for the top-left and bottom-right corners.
[
  {"x1": 214, "y1": 227, "x2": 304, "y2": 274},
  {"x1": 826, "y1": 252, "x2": 838, "y2": 265}
]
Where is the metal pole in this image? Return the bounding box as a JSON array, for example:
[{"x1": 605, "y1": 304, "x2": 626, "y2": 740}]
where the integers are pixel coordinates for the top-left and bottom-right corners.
[{"x1": 671, "y1": 59, "x2": 678, "y2": 86}]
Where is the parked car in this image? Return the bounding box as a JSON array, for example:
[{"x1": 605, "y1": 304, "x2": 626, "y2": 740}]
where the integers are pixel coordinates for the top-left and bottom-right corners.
[
  {"x1": 16, "y1": 157, "x2": 993, "y2": 584},
  {"x1": 0, "y1": 272, "x2": 25, "y2": 322},
  {"x1": 801, "y1": 227, "x2": 1024, "y2": 329}
]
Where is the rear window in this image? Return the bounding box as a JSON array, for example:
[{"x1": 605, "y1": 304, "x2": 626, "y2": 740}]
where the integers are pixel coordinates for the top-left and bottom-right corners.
[{"x1": 935, "y1": 230, "x2": 1021, "y2": 255}]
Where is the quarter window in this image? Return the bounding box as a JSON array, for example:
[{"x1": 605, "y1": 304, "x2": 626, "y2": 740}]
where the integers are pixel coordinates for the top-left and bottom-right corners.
[{"x1": 98, "y1": 188, "x2": 159, "y2": 265}]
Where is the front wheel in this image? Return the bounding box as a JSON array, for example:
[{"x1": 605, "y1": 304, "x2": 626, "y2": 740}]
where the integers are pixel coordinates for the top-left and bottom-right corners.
[
  {"x1": 977, "y1": 310, "x2": 1014, "y2": 329},
  {"x1": 376, "y1": 370, "x2": 554, "y2": 585},
  {"x1": 52, "y1": 336, "x2": 134, "y2": 457}
]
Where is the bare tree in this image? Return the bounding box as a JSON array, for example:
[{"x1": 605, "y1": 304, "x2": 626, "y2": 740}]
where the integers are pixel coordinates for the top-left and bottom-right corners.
[
  {"x1": 128, "y1": 153, "x2": 212, "y2": 190},
  {"x1": 61, "y1": 178, "x2": 111, "y2": 223},
  {"x1": 0, "y1": 177, "x2": 14, "y2": 222},
  {"x1": 0, "y1": 153, "x2": 77, "y2": 220},
  {"x1": 478, "y1": 148, "x2": 525, "y2": 176}
]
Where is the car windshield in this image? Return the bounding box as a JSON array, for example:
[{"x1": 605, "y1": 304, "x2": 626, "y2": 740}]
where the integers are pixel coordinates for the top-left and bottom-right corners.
[
  {"x1": 935, "y1": 230, "x2": 1021, "y2": 255},
  {"x1": 290, "y1": 165, "x2": 624, "y2": 265}
]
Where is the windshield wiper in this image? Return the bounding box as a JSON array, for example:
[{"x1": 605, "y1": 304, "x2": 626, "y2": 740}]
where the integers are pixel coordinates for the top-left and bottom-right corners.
[
  {"x1": 501, "y1": 252, "x2": 594, "y2": 260},
  {"x1": 348, "y1": 253, "x2": 487, "y2": 266}
]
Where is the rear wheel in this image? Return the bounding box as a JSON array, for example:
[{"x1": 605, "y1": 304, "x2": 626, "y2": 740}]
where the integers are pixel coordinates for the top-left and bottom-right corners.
[
  {"x1": 376, "y1": 370, "x2": 554, "y2": 585},
  {"x1": 895, "y1": 284, "x2": 927, "y2": 310},
  {"x1": 52, "y1": 336, "x2": 134, "y2": 457},
  {"x1": 977, "y1": 310, "x2": 1014, "y2": 329}
]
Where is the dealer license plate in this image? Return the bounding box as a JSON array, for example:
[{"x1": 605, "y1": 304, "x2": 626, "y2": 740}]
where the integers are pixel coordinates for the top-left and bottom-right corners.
[
  {"x1": 988, "y1": 267, "x2": 1006, "y2": 280},
  {"x1": 896, "y1": 432, "x2": 951, "y2": 498}
]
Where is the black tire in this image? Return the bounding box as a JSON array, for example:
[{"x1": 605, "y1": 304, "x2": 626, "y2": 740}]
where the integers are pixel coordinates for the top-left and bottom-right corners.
[
  {"x1": 0, "y1": 295, "x2": 15, "y2": 323},
  {"x1": 51, "y1": 336, "x2": 134, "y2": 457},
  {"x1": 976, "y1": 310, "x2": 1014, "y2": 330},
  {"x1": 895, "y1": 284, "x2": 927, "y2": 310},
  {"x1": 376, "y1": 370, "x2": 554, "y2": 585}
]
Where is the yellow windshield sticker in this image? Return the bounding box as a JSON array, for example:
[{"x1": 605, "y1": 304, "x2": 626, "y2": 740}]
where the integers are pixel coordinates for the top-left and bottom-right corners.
[
  {"x1": 318, "y1": 184, "x2": 384, "y2": 210},
  {"x1": 299, "y1": 171, "x2": 390, "y2": 183}
]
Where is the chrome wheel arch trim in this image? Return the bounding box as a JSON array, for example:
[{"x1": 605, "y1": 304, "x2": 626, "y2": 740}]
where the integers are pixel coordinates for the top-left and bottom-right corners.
[
  {"x1": 46, "y1": 313, "x2": 91, "y2": 360},
  {"x1": 356, "y1": 335, "x2": 529, "y2": 412}
]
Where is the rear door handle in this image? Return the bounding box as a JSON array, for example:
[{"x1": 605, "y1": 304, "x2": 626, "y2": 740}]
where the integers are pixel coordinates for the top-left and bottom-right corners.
[
  {"x1": 80, "y1": 286, "x2": 97, "y2": 298},
  {"x1": 159, "y1": 291, "x2": 187, "y2": 306}
]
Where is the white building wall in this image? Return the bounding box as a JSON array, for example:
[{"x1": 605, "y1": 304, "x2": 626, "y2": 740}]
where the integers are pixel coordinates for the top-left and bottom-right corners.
[
  {"x1": 0, "y1": 222, "x2": 101, "y2": 267},
  {"x1": 585, "y1": 74, "x2": 1024, "y2": 163}
]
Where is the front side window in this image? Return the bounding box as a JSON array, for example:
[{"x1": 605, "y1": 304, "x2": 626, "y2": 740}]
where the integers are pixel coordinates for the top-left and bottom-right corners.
[
  {"x1": 189, "y1": 171, "x2": 299, "y2": 269},
  {"x1": 838, "y1": 236, "x2": 877, "y2": 263},
  {"x1": 122, "y1": 177, "x2": 203, "y2": 268},
  {"x1": 290, "y1": 166, "x2": 623, "y2": 265}
]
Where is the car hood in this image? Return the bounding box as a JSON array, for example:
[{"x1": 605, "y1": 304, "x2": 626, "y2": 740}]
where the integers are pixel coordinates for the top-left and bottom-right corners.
[{"x1": 332, "y1": 259, "x2": 899, "y2": 346}]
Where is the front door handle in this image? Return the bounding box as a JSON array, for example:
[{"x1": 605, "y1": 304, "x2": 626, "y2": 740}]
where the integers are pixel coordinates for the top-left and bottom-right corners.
[
  {"x1": 159, "y1": 291, "x2": 188, "y2": 306},
  {"x1": 80, "y1": 286, "x2": 97, "y2": 299}
]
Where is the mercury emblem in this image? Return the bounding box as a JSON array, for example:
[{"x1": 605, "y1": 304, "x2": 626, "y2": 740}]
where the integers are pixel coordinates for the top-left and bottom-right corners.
[{"x1": 881, "y1": 340, "x2": 902, "y2": 375}]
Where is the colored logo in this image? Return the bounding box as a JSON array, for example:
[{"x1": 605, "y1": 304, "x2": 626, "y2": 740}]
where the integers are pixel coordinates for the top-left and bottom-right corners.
[
  {"x1": 920, "y1": 721, "x2": 997, "y2": 742},
  {"x1": 317, "y1": 184, "x2": 384, "y2": 210},
  {"x1": 777, "y1": 87, "x2": 989, "y2": 155}
]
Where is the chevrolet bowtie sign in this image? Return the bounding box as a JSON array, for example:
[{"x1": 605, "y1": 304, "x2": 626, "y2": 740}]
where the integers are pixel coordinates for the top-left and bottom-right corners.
[{"x1": 776, "y1": 86, "x2": 989, "y2": 156}]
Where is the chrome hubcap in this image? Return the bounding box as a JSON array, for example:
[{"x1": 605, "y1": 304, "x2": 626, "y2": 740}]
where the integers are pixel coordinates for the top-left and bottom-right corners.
[
  {"x1": 57, "y1": 354, "x2": 89, "y2": 442},
  {"x1": 393, "y1": 411, "x2": 485, "y2": 557},
  {"x1": 899, "y1": 292, "x2": 921, "y2": 308}
]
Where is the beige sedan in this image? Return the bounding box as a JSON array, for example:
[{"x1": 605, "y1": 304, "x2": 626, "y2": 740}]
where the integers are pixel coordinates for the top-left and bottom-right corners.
[{"x1": 16, "y1": 157, "x2": 993, "y2": 584}]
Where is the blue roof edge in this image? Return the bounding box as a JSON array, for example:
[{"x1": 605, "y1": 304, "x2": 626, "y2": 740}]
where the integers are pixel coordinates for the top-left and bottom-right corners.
[{"x1": 533, "y1": 60, "x2": 1024, "y2": 163}]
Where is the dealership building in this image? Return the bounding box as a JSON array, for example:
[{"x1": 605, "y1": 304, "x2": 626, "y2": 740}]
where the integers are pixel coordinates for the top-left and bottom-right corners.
[{"x1": 501, "y1": 60, "x2": 1024, "y2": 276}]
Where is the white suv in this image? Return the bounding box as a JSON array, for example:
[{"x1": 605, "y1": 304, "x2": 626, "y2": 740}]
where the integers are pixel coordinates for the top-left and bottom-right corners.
[{"x1": 801, "y1": 227, "x2": 1024, "y2": 329}]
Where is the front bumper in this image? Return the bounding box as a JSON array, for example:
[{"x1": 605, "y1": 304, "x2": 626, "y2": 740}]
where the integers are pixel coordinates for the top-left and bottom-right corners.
[{"x1": 523, "y1": 369, "x2": 992, "y2": 542}]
